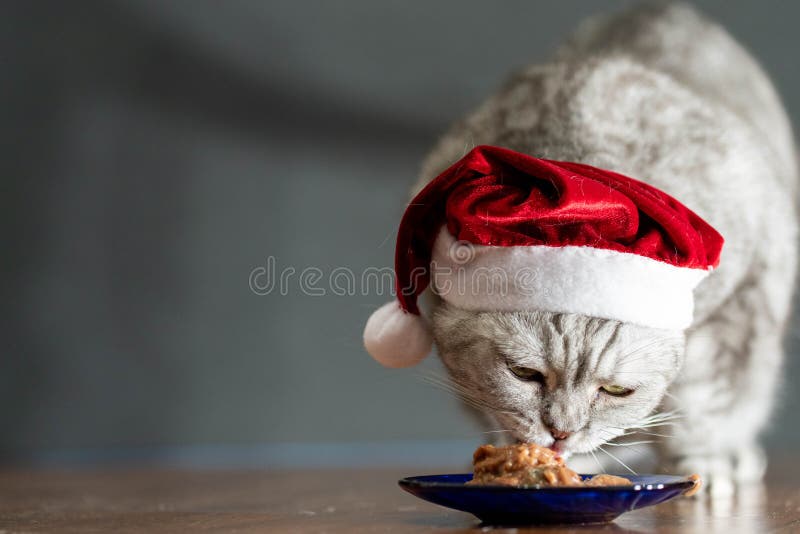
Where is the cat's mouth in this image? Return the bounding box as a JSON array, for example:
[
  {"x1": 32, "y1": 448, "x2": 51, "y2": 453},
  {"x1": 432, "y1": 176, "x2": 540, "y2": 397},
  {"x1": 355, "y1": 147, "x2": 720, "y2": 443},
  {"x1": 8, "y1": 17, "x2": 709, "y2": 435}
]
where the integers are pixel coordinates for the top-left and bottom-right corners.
[
  {"x1": 511, "y1": 431, "x2": 558, "y2": 449},
  {"x1": 511, "y1": 435, "x2": 574, "y2": 459},
  {"x1": 497, "y1": 413, "x2": 584, "y2": 454},
  {"x1": 510, "y1": 425, "x2": 595, "y2": 457}
]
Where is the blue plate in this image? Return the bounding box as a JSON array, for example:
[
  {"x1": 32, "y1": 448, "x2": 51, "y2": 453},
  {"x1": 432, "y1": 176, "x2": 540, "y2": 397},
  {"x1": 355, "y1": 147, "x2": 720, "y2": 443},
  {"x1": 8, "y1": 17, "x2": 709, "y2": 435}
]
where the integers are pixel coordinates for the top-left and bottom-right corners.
[{"x1": 399, "y1": 473, "x2": 697, "y2": 525}]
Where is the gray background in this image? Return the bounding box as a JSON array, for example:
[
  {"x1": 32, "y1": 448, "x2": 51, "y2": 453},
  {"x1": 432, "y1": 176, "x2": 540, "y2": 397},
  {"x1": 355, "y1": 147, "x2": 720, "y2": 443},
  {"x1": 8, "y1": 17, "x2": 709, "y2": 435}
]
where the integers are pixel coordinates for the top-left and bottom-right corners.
[{"x1": 2, "y1": 0, "x2": 799, "y2": 466}]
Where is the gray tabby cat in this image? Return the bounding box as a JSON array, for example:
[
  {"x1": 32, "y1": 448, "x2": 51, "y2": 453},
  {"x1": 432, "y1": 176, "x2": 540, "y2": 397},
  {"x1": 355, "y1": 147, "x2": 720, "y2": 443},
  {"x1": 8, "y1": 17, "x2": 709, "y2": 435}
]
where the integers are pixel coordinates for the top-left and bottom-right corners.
[{"x1": 414, "y1": 2, "x2": 797, "y2": 494}]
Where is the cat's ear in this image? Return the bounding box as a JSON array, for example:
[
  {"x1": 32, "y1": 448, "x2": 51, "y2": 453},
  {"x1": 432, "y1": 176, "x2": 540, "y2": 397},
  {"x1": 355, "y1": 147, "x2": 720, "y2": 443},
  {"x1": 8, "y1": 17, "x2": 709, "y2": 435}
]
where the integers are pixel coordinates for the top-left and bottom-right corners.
[{"x1": 363, "y1": 301, "x2": 432, "y2": 368}]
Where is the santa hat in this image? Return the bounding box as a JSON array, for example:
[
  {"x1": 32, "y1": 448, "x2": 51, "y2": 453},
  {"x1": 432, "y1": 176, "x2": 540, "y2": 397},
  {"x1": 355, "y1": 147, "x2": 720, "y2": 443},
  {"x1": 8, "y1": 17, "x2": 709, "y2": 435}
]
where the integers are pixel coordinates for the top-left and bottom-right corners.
[{"x1": 364, "y1": 145, "x2": 723, "y2": 368}]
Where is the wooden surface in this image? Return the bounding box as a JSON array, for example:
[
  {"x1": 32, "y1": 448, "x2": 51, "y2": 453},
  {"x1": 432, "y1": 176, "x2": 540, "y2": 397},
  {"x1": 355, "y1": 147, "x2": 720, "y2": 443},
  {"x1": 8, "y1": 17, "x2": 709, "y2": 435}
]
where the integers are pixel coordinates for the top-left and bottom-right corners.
[{"x1": 0, "y1": 462, "x2": 798, "y2": 533}]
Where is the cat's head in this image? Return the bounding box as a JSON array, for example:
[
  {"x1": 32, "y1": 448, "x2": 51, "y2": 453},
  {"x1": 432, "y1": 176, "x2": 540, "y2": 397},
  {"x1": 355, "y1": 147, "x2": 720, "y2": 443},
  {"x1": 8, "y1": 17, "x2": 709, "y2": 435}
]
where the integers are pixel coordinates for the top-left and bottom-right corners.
[{"x1": 432, "y1": 302, "x2": 685, "y2": 456}]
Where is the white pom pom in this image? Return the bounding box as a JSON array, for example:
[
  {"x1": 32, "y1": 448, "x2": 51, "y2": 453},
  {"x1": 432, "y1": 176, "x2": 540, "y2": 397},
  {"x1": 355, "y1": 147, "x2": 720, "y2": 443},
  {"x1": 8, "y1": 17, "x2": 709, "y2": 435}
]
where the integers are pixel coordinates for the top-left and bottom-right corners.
[{"x1": 363, "y1": 301, "x2": 433, "y2": 368}]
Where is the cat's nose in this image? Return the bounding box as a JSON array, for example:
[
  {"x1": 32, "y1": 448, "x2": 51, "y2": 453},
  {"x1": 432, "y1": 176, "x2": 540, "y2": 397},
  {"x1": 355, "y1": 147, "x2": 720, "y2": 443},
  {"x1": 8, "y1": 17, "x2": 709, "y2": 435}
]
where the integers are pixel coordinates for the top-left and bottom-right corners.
[{"x1": 549, "y1": 428, "x2": 571, "y2": 441}]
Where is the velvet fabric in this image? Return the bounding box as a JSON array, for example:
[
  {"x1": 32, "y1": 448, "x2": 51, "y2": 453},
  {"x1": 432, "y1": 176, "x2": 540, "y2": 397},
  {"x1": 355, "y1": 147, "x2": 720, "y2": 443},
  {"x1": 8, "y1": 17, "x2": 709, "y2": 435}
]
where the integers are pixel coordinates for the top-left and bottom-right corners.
[{"x1": 395, "y1": 145, "x2": 723, "y2": 315}]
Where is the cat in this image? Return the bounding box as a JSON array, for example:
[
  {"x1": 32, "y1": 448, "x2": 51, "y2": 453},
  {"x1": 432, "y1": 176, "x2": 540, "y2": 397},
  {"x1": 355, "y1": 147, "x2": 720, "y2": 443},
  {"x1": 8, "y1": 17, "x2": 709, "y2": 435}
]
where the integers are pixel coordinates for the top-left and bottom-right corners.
[{"x1": 413, "y1": 2, "x2": 797, "y2": 494}]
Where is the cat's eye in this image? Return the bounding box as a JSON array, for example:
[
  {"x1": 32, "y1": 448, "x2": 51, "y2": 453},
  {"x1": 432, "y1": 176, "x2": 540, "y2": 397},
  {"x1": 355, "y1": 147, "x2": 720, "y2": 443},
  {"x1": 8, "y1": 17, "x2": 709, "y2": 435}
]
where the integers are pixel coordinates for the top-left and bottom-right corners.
[
  {"x1": 600, "y1": 384, "x2": 634, "y2": 397},
  {"x1": 508, "y1": 364, "x2": 545, "y2": 383}
]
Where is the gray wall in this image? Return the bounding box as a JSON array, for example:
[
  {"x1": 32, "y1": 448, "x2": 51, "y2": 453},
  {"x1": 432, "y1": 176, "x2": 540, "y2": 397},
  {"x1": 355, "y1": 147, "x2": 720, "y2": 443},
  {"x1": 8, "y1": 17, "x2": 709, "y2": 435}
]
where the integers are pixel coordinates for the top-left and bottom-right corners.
[{"x1": 2, "y1": 0, "x2": 799, "y2": 464}]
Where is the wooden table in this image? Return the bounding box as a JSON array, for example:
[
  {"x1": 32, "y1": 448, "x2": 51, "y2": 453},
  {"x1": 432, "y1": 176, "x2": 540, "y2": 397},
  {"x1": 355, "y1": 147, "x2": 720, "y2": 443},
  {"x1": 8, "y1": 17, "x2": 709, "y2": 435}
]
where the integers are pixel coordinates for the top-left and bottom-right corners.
[{"x1": 1, "y1": 462, "x2": 798, "y2": 533}]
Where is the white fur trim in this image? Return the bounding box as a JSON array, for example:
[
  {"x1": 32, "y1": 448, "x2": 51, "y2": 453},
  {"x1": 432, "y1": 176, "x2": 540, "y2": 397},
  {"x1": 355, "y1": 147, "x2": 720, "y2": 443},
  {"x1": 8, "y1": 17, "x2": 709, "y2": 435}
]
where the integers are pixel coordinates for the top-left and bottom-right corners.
[
  {"x1": 364, "y1": 301, "x2": 433, "y2": 368},
  {"x1": 430, "y1": 228, "x2": 710, "y2": 330}
]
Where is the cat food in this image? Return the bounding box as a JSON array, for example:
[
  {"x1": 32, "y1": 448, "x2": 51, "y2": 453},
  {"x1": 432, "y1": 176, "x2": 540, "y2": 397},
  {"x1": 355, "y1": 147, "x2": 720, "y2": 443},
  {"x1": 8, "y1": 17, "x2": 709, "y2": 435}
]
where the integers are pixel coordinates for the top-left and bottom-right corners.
[
  {"x1": 466, "y1": 443, "x2": 632, "y2": 488},
  {"x1": 683, "y1": 473, "x2": 703, "y2": 497},
  {"x1": 583, "y1": 473, "x2": 633, "y2": 486}
]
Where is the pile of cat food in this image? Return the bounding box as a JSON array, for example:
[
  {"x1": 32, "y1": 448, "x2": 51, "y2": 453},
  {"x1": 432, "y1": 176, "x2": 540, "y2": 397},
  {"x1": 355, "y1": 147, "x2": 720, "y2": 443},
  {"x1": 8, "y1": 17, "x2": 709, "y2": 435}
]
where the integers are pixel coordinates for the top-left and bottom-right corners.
[{"x1": 467, "y1": 443, "x2": 632, "y2": 488}]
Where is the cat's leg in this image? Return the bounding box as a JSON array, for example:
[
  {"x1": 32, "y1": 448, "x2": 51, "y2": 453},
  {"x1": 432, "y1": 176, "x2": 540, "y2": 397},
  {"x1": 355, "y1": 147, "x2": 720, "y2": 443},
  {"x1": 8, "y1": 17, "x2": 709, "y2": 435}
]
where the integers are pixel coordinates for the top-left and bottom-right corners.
[{"x1": 659, "y1": 269, "x2": 791, "y2": 495}]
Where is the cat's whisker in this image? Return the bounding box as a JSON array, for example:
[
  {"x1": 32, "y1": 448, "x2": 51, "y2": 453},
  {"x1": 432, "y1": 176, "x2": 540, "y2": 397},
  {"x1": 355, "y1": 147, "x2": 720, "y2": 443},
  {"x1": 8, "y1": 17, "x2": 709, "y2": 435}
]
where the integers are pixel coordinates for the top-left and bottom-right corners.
[
  {"x1": 638, "y1": 414, "x2": 681, "y2": 423},
  {"x1": 417, "y1": 371, "x2": 518, "y2": 416},
  {"x1": 418, "y1": 373, "x2": 499, "y2": 413},
  {"x1": 417, "y1": 371, "x2": 471, "y2": 398},
  {"x1": 597, "y1": 428, "x2": 631, "y2": 439},
  {"x1": 633, "y1": 418, "x2": 681, "y2": 426},
  {"x1": 418, "y1": 376, "x2": 468, "y2": 399},
  {"x1": 588, "y1": 449, "x2": 603, "y2": 473},
  {"x1": 633, "y1": 421, "x2": 681, "y2": 429},
  {"x1": 632, "y1": 417, "x2": 683, "y2": 428},
  {"x1": 645, "y1": 411, "x2": 683, "y2": 420},
  {"x1": 641, "y1": 408, "x2": 683, "y2": 419},
  {"x1": 631, "y1": 410, "x2": 684, "y2": 430},
  {"x1": 637, "y1": 416, "x2": 683, "y2": 425},
  {"x1": 603, "y1": 440, "x2": 654, "y2": 447},
  {"x1": 597, "y1": 446, "x2": 638, "y2": 475},
  {"x1": 628, "y1": 430, "x2": 674, "y2": 438},
  {"x1": 602, "y1": 443, "x2": 651, "y2": 459},
  {"x1": 596, "y1": 428, "x2": 663, "y2": 456}
]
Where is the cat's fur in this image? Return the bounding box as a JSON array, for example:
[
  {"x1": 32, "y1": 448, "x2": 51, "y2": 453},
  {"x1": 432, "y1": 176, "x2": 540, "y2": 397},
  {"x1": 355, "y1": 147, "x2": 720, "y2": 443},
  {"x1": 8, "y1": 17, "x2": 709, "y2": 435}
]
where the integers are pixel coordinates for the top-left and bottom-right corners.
[{"x1": 413, "y1": 3, "x2": 797, "y2": 494}]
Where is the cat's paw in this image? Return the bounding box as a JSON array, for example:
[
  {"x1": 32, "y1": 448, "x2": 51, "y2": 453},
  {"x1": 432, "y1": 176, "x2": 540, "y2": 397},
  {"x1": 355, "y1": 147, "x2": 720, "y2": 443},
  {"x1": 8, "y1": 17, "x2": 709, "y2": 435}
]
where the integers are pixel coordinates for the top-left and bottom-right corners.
[
  {"x1": 675, "y1": 454, "x2": 734, "y2": 497},
  {"x1": 731, "y1": 444, "x2": 767, "y2": 484},
  {"x1": 661, "y1": 445, "x2": 765, "y2": 497}
]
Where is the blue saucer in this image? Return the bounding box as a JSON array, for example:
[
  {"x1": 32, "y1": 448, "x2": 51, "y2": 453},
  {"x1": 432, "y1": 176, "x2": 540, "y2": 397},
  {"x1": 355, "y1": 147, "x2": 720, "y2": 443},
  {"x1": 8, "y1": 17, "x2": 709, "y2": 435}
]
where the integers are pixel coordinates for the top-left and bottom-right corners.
[{"x1": 398, "y1": 473, "x2": 696, "y2": 525}]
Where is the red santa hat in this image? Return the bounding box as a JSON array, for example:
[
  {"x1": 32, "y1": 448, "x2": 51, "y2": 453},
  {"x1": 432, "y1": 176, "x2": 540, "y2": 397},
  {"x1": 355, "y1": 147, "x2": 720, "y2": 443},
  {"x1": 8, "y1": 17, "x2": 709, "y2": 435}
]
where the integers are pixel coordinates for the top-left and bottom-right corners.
[{"x1": 364, "y1": 145, "x2": 723, "y2": 368}]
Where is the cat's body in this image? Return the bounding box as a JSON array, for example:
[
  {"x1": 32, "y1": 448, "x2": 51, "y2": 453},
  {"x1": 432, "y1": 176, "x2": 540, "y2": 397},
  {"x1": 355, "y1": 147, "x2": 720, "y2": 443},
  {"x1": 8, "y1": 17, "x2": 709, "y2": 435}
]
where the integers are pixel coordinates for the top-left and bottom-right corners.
[{"x1": 414, "y1": 3, "x2": 797, "y2": 493}]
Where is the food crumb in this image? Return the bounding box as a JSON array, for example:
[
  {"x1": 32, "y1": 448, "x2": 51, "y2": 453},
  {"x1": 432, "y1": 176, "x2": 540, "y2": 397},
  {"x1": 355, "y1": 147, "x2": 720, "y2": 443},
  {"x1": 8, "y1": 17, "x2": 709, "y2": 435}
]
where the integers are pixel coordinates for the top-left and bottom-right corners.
[{"x1": 683, "y1": 474, "x2": 702, "y2": 497}]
